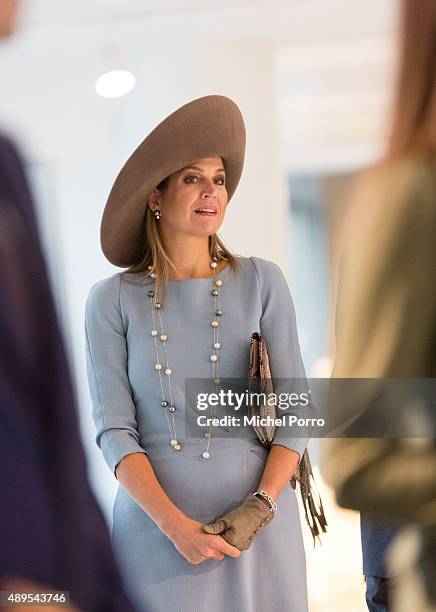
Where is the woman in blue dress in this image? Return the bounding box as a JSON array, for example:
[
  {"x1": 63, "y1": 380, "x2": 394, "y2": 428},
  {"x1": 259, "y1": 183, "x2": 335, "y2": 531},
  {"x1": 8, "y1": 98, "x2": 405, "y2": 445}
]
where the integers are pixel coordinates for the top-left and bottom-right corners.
[{"x1": 85, "y1": 95, "x2": 309, "y2": 611}]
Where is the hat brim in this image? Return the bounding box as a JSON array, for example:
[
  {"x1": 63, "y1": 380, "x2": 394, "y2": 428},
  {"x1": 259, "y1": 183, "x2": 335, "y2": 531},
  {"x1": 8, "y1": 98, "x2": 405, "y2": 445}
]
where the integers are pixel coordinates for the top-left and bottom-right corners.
[{"x1": 100, "y1": 95, "x2": 246, "y2": 267}]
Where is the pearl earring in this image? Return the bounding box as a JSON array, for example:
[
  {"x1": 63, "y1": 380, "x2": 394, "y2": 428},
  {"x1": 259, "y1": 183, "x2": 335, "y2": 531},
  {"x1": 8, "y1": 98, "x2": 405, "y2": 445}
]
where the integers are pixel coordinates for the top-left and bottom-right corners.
[{"x1": 153, "y1": 209, "x2": 161, "y2": 220}]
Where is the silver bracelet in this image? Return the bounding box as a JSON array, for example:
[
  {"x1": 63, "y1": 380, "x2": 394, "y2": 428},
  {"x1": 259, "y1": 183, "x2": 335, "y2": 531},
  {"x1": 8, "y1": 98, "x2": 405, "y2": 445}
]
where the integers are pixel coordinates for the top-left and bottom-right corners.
[{"x1": 252, "y1": 489, "x2": 278, "y2": 513}]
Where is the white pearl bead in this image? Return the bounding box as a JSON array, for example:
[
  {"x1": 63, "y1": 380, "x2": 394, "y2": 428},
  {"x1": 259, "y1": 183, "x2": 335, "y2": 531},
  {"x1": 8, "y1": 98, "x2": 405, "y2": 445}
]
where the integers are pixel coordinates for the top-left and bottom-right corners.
[
  {"x1": 170, "y1": 439, "x2": 178, "y2": 446},
  {"x1": 211, "y1": 320, "x2": 219, "y2": 328},
  {"x1": 214, "y1": 342, "x2": 221, "y2": 349},
  {"x1": 155, "y1": 363, "x2": 162, "y2": 370},
  {"x1": 147, "y1": 265, "x2": 153, "y2": 270},
  {"x1": 204, "y1": 432, "x2": 212, "y2": 439},
  {"x1": 210, "y1": 261, "x2": 218, "y2": 269},
  {"x1": 160, "y1": 334, "x2": 168, "y2": 341},
  {"x1": 151, "y1": 330, "x2": 158, "y2": 336},
  {"x1": 165, "y1": 368, "x2": 172, "y2": 376},
  {"x1": 202, "y1": 451, "x2": 210, "y2": 459},
  {"x1": 214, "y1": 377, "x2": 220, "y2": 384},
  {"x1": 210, "y1": 354, "x2": 218, "y2": 362},
  {"x1": 215, "y1": 279, "x2": 222, "y2": 287},
  {"x1": 150, "y1": 272, "x2": 157, "y2": 279}
]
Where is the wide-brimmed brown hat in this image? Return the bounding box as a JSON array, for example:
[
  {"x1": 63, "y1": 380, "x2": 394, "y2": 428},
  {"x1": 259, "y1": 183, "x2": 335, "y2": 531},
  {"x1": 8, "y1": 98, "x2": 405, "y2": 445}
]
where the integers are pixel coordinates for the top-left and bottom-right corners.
[{"x1": 101, "y1": 95, "x2": 246, "y2": 267}]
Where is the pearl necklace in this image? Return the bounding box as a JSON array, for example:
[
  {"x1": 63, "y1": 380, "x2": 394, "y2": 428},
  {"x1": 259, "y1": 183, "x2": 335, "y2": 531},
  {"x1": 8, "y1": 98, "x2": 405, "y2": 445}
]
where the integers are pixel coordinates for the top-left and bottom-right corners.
[{"x1": 146, "y1": 256, "x2": 223, "y2": 461}]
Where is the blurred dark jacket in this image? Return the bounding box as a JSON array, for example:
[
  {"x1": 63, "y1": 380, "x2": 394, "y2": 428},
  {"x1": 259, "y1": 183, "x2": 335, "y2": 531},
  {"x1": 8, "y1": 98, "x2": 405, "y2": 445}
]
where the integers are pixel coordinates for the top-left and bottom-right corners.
[{"x1": 0, "y1": 133, "x2": 136, "y2": 612}]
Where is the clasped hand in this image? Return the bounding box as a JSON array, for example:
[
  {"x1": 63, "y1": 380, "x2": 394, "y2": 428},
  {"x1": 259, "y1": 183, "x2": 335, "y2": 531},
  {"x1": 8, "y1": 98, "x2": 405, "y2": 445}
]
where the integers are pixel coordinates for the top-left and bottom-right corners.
[{"x1": 201, "y1": 493, "x2": 275, "y2": 551}]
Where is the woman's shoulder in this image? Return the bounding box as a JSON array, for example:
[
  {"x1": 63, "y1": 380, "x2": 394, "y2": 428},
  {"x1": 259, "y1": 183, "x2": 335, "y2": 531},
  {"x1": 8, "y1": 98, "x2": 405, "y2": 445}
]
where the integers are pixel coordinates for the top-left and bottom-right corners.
[
  {"x1": 355, "y1": 152, "x2": 436, "y2": 214},
  {"x1": 345, "y1": 152, "x2": 436, "y2": 243},
  {"x1": 235, "y1": 254, "x2": 282, "y2": 271},
  {"x1": 86, "y1": 272, "x2": 123, "y2": 310},
  {"x1": 380, "y1": 151, "x2": 434, "y2": 182},
  {"x1": 241, "y1": 255, "x2": 285, "y2": 279},
  {"x1": 247, "y1": 255, "x2": 283, "y2": 274},
  {"x1": 236, "y1": 255, "x2": 288, "y2": 292}
]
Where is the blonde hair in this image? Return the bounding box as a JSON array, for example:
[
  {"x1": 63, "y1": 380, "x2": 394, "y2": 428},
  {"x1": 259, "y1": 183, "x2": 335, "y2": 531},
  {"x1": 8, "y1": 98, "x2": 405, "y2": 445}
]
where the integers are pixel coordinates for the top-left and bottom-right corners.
[{"x1": 123, "y1": 192, "x2": 240, "y2": 308}]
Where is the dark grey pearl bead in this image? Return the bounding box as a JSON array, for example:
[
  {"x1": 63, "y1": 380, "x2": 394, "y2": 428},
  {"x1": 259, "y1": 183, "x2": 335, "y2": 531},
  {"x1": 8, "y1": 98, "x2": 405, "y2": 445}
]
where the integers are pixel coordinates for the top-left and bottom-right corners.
[
  {"x1": 215, "y1": 309, "x2": 222, "y2": 316},
  {"x1": 148, "y1": 290, "x2": 154, "y2": 297},
  {"x1": 161, "y1": 400, "x2": 169, "y2": 407},
  {"x1": 169, "y1": 405, "x2": 176, "y2": 413},
  {"x1": 211, "y1": 289, "x2": 219, "y2": 296}
]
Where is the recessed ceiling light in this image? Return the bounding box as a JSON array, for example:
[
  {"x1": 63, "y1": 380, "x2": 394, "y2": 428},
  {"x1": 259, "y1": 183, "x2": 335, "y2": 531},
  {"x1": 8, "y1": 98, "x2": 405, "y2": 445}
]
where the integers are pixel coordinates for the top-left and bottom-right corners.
[{"x1": 95, "y1": 69, "x2": 136, "y2": 98}]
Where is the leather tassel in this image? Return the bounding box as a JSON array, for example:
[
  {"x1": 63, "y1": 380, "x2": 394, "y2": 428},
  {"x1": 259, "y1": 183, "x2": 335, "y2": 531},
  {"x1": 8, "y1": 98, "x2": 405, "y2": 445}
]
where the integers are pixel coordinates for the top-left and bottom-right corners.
[
  {"x1": 249, "y1": 332, "x2": 328, "y2": 545},
  {"x1": 295, "y1": 450, "x2": 328, "y2": 545}
]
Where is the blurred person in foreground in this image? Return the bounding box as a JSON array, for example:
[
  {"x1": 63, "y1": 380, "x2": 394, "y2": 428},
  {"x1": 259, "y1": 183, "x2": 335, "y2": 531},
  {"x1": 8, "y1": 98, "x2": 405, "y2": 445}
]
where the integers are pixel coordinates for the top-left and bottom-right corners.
[
  {"x1": 0, "y1": 2, "x2": 136, "y2": 610},
  {"x1": 334, "y1": 256, "x2": 398, "y2": 612},
  {"x1": 327, "y1": 0, "x2": 436, "y2": 611}
]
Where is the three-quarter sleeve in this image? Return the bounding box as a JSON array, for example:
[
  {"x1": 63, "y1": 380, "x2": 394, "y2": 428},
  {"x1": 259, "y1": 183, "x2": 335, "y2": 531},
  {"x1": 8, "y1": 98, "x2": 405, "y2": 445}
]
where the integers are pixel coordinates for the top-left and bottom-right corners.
[
  {"x1": 85, "y1": 273, "x2": 148, "y2": 476},
  {"x1": 250, "y1": 256, "x2": 311, "y2": 461}
]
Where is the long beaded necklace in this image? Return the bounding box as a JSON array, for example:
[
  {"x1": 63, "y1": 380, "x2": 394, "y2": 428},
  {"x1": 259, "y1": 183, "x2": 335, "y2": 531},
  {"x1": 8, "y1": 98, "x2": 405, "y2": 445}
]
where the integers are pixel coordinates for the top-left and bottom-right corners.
[{"x1": 146, "y1": 256, "x2": 224, "y2": 461}]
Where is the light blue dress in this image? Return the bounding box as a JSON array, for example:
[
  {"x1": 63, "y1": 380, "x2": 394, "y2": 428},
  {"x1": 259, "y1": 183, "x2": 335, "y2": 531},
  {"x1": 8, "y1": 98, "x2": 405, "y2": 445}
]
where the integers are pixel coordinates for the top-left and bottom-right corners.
[{"x1": 85, "y1": 256, "x2": 309, "y2": 612}]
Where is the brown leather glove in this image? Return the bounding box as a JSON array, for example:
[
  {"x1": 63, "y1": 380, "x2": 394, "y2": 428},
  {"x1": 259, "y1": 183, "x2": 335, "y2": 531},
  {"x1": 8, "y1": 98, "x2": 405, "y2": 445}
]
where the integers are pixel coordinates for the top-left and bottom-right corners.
[{"x1": 201, "y1": 493, "x2": 275, "y2": 551}]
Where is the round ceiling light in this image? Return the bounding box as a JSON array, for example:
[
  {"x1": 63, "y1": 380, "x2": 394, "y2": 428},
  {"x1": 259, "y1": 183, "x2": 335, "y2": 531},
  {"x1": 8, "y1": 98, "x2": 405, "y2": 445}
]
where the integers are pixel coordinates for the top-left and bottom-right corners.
[{"x1": 95, "y1": 69, "x2": 136, "y2": 98}]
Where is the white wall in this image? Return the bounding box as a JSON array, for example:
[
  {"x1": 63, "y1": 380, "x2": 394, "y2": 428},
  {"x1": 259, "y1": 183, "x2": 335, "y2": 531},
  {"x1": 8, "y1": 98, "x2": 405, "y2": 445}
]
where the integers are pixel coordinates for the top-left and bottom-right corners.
[
  {"x1": 0, "y1": 31, "x2": 290, "y2": 520},
  {"x1": 0, "y1": 0, "x2": 398, "y2": 522}
]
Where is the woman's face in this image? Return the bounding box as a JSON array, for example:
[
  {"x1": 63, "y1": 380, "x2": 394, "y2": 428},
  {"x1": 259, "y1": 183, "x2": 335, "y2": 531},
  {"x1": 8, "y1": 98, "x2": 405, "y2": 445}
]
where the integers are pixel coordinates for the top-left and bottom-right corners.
[{"x1": 150, "y1": 155, "x2": 228, "y2": 239}]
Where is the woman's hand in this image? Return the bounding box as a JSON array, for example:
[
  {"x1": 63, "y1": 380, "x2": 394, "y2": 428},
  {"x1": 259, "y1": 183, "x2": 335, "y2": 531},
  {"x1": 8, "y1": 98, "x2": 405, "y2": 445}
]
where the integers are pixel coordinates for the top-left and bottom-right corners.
[
  {"x1": 164, "y1": 516, "x2": 241, "y2": 565},
  {"x1": 201, "y1": 493, "x2": 275, "y2": 550}
]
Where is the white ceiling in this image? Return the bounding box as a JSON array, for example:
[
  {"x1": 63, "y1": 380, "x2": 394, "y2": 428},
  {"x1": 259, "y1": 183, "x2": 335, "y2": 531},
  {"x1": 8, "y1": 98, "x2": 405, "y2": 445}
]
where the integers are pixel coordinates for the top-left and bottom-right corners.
[
  {"x1": 18, "y1": 0, "x2": 397, "y2": 41},
  {"x1": 20, "y1": 0, "x2": 309, "y2": 27},
  {"x1": 6, "y1": 0, "x2": 400, "y2": 172}
]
